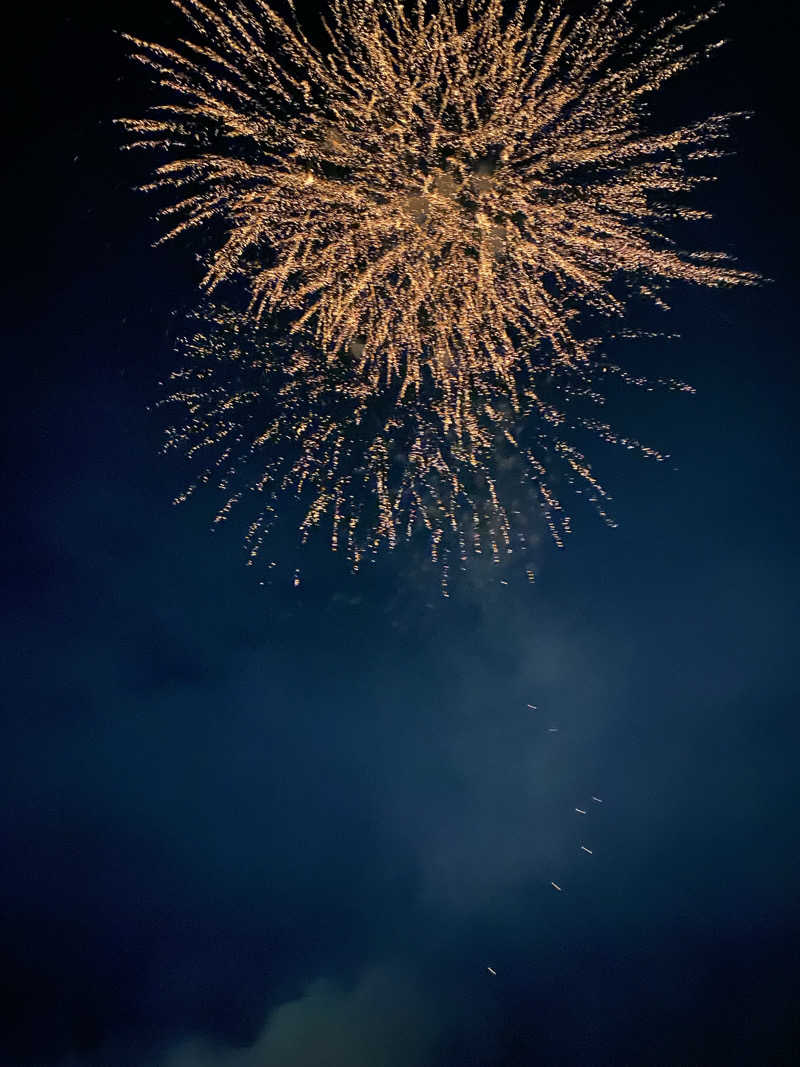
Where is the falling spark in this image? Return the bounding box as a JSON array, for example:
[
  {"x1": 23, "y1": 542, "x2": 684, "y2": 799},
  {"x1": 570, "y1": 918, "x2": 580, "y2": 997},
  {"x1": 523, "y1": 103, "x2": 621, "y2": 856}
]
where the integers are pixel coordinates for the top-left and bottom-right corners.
[
  {"x1": 487, "y1": 966, "x2": 497, "y2": 976},
  {"x1": 164, "y1": 306, "x2": 632, "y2": 575},
  {"x1": 575, "y1": 807, "x2": 586, "y2": 814},
  {"x1": 551, "y1": 881, "x2": 563, "y2": 892},
  {"x1": 580, "y1": 845, "x2": 593, "y2": 854},
  {"x1": 591, "y1": 796, "x2": 604, "y2": 804}
]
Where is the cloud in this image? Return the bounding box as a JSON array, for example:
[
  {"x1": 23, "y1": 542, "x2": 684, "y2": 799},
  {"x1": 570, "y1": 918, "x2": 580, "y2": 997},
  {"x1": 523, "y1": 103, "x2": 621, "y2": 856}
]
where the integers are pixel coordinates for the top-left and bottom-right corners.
[{"x1": 155, "y1": 966, "x2": 438, "y2": 1067}]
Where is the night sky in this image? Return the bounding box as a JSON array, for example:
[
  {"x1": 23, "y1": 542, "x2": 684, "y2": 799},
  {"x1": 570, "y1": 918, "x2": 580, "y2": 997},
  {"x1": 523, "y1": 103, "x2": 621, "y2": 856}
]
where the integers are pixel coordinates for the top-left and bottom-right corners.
[{"x1": 3, "y1": 1, "x2": 799, "y2": 1064}]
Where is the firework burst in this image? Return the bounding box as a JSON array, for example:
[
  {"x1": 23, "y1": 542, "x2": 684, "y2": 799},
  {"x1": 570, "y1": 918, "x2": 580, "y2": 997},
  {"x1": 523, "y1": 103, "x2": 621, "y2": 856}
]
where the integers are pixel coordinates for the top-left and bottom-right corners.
[
  {"x1": 122, "y1": 0, "x2": 755, "y2": 413},
  {"x1": 121, "y1": 0, "x2": 756, "y2": 581}
]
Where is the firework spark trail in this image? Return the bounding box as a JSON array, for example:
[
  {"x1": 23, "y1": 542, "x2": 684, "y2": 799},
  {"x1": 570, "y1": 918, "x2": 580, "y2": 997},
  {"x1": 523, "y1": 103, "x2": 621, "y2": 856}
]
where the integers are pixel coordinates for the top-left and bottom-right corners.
[
  {"x1": 121, "y1": 0, "x2": 757, "y2": 580},
  {"x1": 166, "y1": 306, "x2": 635, "y2": 580},
  {"x1": 162, "y1": 305, "x2": 689, "y2": 581}
]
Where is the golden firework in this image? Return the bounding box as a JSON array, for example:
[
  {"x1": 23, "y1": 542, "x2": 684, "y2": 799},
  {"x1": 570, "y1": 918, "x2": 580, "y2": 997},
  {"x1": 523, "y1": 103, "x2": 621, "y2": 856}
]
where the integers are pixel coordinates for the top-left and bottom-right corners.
[
  {"x1": 121, "y1": 0, "x2": 757, "y2": 582},
  {"x1": 122, "y1": 0, "x2": 755, "y2": 423}
]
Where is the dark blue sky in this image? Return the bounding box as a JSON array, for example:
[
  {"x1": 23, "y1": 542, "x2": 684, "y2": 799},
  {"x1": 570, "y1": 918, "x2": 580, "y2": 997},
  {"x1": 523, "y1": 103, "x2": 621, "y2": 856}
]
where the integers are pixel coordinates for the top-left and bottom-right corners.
[{"x1": 2, "y1": 2, "x2": 799, "y2": 1064}]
